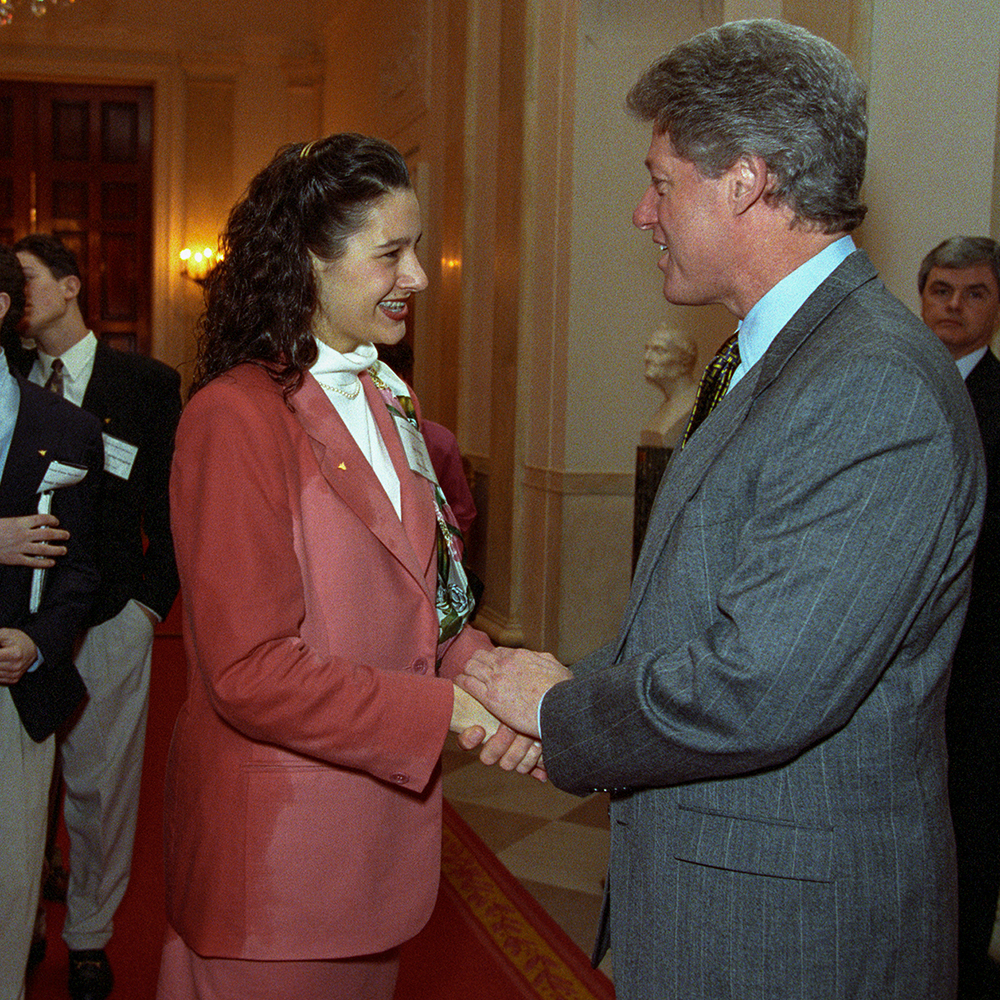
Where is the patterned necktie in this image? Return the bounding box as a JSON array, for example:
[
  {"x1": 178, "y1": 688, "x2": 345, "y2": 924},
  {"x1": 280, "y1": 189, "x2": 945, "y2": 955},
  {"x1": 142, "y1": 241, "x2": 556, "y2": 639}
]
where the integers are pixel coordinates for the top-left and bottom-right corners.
[
  {"x1": 680, "y1": 332, "x2": 741, "y2": 448},
  {"x1": 44, "y1": 358, "x2": 65, "y2": 396}
]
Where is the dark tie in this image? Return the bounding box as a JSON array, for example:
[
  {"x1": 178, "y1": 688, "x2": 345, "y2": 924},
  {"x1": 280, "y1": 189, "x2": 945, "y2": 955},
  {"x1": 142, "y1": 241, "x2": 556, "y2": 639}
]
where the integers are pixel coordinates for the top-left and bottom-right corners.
[
  {"x1": 44, "y1": 358, "x2": 65, "y2": 396},
  {"x1": 680, "y1": 332, "x2": 741, "y2": 448}
]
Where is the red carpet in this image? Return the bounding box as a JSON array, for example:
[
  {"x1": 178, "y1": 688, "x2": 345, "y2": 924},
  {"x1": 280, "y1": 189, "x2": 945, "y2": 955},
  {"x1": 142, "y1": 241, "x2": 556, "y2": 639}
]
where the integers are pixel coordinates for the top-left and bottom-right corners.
[
  {"x1": 398, "y1": 801, "x2": 615, "y2": 1000},
  {"x1": 27, "y1": 604, "x2": 615, "y2": 1000}
]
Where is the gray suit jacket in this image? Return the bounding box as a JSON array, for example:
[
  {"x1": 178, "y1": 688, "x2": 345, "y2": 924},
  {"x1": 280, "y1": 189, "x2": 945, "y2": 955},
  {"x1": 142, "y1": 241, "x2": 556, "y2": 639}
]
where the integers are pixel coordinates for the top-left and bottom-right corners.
[{"x1": 542, "y1": 251, "x2": 984, "y2": 1000}]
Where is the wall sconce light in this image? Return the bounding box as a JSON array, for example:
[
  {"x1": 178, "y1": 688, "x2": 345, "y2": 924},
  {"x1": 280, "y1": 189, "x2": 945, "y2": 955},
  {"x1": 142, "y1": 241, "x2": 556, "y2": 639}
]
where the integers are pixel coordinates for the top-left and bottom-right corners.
[{"x1": 179, "y1": 247, "x2": 220, "y2": 284}]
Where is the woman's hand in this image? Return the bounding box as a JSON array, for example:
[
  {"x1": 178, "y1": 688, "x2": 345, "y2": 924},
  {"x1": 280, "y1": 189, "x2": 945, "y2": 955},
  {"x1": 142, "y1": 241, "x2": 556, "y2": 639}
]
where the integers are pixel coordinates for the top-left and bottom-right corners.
[{"x1": 451, "y1": 684, "x2": 547, "y2": 780}]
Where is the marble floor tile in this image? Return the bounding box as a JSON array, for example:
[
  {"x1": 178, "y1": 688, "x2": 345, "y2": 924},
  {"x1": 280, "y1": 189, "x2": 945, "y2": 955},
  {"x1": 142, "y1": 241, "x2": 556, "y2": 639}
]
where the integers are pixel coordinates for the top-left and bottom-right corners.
[
  {"x1": 497, "y1": 820, "x2": 610, "y2": 896},
  {"x1": 443, "y1": 755, "x2": 586, "y2": 819}
]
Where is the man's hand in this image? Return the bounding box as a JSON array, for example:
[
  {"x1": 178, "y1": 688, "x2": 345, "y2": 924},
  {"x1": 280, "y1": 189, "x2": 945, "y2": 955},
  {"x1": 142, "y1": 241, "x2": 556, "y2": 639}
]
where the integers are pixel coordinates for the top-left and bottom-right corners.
[
  {"x1": 0, "y1": 628, "x2": 39, "y2": 685},
  {"x1": 0, "y1": 514, "x2": 69, "y2": 567},
  {"x1": 456, "y1": 647, "x2": 572, "y2": 738}
]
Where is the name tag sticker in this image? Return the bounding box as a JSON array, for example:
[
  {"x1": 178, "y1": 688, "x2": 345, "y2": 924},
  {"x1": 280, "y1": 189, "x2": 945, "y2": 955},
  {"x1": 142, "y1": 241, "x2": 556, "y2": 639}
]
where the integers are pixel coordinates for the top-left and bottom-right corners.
[
  {"x1": 391, "y1": 411, "x2": 437, "y2": 483},
  {"x1": 103, "y1": 433, "x2": 138, "y2": 480},
  {"x1": 32, "y1": 460, "x2": 89, "y2": 612},
  {"x1": 37, "y1": 460, "x2": 88, "y2": 492}
]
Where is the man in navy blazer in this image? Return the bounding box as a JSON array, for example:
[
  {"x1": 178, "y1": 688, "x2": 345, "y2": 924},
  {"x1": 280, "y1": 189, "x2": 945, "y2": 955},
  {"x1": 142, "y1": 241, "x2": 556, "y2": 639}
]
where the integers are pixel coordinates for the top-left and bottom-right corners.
[
  {"x1": 0, "y1": 244, "x2": 101, "y2": 1000},
  {"x1": 13, "y1": 234, "x2": 181, "y2": 1000},
  {"x1": 459, "y1": 21, "x2": 984, "y2": 1000},
  {"x1": 920, "y1": 236, "x2": 1000, "y2": 1000}
]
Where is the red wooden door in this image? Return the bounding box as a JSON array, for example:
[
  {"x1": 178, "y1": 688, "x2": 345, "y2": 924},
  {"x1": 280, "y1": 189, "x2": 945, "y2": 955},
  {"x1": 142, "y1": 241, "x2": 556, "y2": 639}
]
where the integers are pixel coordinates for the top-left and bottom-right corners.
[{"x1": 0, "y1": 80, "x2": 153, "y2": 354}]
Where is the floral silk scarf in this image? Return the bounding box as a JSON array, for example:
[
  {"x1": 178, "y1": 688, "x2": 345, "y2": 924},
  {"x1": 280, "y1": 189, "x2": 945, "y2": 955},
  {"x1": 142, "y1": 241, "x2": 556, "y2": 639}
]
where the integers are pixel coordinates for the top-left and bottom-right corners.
[{"x1": 368, "y1": 360, "x2": 475, "y2": 645}]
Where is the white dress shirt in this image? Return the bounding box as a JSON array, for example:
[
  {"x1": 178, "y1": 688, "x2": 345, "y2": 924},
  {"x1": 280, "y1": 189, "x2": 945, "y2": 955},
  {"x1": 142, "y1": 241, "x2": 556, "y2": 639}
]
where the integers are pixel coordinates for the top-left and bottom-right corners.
[{"x1": 30, "y1": 331, "x2": 98, "y2": 406}]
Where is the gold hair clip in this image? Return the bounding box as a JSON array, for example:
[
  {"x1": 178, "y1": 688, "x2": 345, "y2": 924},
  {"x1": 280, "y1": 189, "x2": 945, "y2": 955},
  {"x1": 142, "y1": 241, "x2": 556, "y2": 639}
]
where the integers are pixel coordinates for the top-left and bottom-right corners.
[{"x1": 300, "y1": 139, "x2": 319, "y2": 159}]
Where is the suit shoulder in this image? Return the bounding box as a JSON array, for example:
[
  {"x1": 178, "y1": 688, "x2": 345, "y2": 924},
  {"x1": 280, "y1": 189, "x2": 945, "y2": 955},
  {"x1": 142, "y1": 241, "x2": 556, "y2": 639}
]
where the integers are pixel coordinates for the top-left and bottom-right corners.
[
  {"x1": 96, "y1": 342, "x2": 181, "y2": 390},
  {"x1": 816, "y1": 280, "x2": 960, "y2": 386},
  {"x1": 181, "y1": 364, "x2": 285, "y2": 422},
  {"x1": 18, "y1": 377, "x2": 102, "y2": 438},
  {"x1": 967, "y1": 350, "x2": 1000, "y2": 397}
]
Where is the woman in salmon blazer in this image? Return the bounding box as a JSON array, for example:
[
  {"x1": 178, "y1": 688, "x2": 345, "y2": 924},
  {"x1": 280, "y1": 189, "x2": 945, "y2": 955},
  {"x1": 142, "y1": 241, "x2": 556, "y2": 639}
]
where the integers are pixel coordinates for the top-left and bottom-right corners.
[{"x1": 156, "y1": 134, "x2": 541, "y2": 1000}]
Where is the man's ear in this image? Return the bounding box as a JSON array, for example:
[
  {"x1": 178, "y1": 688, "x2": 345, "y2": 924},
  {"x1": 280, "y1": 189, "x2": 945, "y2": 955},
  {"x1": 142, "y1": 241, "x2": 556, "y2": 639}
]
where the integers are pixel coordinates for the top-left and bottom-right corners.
[
  {"x1": 0, "y1": 291, "x2": 9, "y2": 324},
  {"x1": 728, "y1": 154, "x2": 769, "y2": 215},
  {"x1": 62, "y1": 274, "x2": 82, "y2": 300}
]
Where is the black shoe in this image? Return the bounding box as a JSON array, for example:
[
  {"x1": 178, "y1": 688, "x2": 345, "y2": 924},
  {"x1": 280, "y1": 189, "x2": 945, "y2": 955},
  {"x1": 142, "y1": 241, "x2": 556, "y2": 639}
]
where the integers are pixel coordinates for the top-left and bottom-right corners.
[
  {"x1": 27, "y1": 904, "x2": 46, "y2": 970},
  {"x1": 68, "y1": 949, "x2": 114, "y2": 1000},
  {"x1": 42, "y1": 862, "x2": 69, "y2": 902},
  {"x1": 26, "y1": 933, "x2": 46, "y2": 970}
]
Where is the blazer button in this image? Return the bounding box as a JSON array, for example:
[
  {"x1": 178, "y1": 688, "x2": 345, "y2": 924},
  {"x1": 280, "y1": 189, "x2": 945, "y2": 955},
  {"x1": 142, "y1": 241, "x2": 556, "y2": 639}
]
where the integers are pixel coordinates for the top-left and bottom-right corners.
[
  {"x1": 412, "y1": 658, "x2": 429, "y2": 675},
  {"x1": 390, "y1": 773, "x2": 409, "y2": 785}
]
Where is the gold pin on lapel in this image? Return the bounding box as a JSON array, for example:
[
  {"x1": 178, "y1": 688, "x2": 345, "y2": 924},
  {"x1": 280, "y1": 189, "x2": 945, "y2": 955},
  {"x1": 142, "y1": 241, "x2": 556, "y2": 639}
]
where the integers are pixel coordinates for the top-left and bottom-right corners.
[
  {"x1": 338, "y1": 462, "x2": 347, "y2": 470},
  {"x1": 39, "y1": 449, "x2": 47, "y2": 457},
  {"x1": 104, "y1": 418, "x2": 112, "y2": 425}
]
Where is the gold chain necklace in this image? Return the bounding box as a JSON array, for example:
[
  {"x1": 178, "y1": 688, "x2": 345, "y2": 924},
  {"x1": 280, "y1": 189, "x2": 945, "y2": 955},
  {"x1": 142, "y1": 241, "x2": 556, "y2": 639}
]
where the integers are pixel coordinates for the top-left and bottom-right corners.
[{"x1": 317, "y1": 376, "x2": 362, "y2": 400}]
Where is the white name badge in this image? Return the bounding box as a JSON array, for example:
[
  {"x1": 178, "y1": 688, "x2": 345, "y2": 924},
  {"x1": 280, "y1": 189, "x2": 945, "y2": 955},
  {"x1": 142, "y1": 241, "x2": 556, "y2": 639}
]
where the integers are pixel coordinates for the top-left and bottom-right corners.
[
  {"x1": 103, "y1": 433, "x2": 138, "y2": 480},
  {"x1": 37, "y1": 460, "x2": 89, "y2": 492},
  {"x1": 32, "y1": 461, "x2": 89, "y2": 612},
  {"x1": 391, "y1": 410, "x2": 437, "y2": 483}
]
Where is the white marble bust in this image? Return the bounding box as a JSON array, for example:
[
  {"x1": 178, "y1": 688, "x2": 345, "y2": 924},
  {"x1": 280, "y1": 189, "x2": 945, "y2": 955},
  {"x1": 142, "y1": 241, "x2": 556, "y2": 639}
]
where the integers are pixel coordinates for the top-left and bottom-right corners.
[{"x1": 640, "y1": 324, "x2": 699, "y2": 448}]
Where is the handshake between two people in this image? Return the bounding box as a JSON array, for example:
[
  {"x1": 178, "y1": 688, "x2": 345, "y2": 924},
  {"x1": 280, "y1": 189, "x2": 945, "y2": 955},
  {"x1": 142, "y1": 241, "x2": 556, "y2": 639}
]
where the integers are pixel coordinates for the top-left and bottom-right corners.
[{"x1": 449, "y1": 646, "x2": 573, "y2": 783}]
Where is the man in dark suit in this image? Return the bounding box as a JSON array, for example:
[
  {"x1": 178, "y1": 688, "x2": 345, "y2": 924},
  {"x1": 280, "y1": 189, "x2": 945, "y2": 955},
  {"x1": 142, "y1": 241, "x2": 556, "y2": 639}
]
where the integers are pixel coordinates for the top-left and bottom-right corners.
[
  {"x1": 920, "y1": 236, "x2": 1000, "y2": 1000},
  {"x1": 458, "y1": 21, "x2": 984, "y2": 1000},
  {"x1": 12, "y1": 234, "x2": 181, "y2": 1000},
  {"x1": 0, "y1": 244, "x2": 101, "y2": 1000}
]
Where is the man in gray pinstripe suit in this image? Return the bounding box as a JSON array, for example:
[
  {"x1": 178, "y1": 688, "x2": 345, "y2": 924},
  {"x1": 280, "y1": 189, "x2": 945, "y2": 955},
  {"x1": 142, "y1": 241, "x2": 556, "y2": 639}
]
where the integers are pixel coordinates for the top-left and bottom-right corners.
[{"x1": 460, "y1": 20, "x2": 984, "y2": 1000}]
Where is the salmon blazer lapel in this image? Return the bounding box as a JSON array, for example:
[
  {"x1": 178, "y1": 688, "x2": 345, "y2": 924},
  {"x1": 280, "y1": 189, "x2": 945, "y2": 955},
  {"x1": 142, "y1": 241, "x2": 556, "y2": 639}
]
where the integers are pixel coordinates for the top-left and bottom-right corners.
[
  {"x1": 291, "y1": 372, "x2": 432, "y2": 593},
  {"x1": 364, "y1": 374, "x2": 438, "y2": 588}
]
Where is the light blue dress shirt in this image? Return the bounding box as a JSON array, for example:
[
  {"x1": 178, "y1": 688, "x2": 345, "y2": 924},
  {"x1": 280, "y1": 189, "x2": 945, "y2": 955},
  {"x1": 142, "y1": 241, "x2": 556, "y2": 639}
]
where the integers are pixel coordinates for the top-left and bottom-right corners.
[
  {"x1": 729, "y1": 236, "x2": 857, "y2": 394},
  {"x1": 1, "y1": 347, "x2": 21, "y2": 477},
  {"x1": 955, "y1": 345, "x2": 987, "y2": 381}
]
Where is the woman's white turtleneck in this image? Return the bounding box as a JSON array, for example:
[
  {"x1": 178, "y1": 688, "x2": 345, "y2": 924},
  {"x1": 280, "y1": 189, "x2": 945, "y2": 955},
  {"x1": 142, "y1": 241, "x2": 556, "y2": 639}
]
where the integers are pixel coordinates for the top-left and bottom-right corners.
[{"x1": 309, "y1": 339, "x2": 401, "y2": 518}]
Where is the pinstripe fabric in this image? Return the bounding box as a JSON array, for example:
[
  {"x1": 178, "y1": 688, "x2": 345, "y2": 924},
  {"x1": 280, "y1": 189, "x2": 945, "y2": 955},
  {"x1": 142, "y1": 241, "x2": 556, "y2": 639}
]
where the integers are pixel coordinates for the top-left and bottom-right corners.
[
  {"x1": 542, "y1": 252, "x2": 985, "y2": 1000},
  {"x1": 680, "y1": 333, "x2": 741, "y2": 448}
]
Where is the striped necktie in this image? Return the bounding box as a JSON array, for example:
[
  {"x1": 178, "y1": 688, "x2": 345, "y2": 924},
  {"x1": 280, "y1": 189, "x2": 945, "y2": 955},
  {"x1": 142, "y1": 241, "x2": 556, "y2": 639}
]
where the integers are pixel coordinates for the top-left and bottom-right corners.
[
  {"x1": 680, "y1": 333, "x2": 741, "y2": 448},
  {"x1": 44, "y1": 358, "x2": 65, "y2": 396}
]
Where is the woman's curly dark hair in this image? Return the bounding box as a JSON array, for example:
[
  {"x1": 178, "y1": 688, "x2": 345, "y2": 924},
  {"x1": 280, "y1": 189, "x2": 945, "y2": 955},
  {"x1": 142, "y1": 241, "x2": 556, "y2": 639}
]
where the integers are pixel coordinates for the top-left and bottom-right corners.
[{"x1": 191, "y1": 133, "x2": 412, "y2": 398}]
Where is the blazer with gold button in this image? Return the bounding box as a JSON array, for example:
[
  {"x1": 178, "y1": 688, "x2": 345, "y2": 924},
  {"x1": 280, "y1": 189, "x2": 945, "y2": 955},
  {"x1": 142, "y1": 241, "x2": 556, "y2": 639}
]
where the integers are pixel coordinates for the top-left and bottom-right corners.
[
  {"x1": 163, "y1": 362, "x2": 491, "y2": 960},
  {"x1": 2, "y1": 369, "x2": 102, "y2": 740}
]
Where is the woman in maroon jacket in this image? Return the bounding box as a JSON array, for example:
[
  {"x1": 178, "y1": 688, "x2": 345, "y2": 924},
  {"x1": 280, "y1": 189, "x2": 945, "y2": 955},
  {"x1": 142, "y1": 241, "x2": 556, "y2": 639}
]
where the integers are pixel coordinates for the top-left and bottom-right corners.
[{"x1": 157, "y1": 134, "x2": 540, "y2": 1000}]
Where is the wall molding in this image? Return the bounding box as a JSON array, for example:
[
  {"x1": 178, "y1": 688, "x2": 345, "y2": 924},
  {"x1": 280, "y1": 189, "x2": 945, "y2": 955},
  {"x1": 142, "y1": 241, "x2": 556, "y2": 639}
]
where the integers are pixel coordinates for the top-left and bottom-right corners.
[{"x1": 522, "y1": 464, "x2": 634, "y2": 498}]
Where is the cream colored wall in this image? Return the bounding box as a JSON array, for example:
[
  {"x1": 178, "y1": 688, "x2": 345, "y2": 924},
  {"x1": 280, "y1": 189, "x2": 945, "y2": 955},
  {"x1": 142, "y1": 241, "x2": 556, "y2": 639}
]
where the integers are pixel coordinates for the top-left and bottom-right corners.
[
  {"x1": 863, "y1": 0, "x2": 1000, "y2": 311},
  {"x1": 545, "y1": 0, "x2": 730, "y2": 660}
]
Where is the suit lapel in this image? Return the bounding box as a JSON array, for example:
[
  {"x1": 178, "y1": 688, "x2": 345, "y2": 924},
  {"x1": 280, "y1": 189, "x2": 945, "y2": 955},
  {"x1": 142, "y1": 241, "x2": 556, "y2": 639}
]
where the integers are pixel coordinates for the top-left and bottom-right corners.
[
  {"x1": 291, "y1": 373, "x2": 433, "y2": 592},
  {"x1": 619, "y1": 251, "x2": 880, "y2": 652},
  {"x1": 0, "y1": 377, "x2": 59, "y2": 514},
  {"x1": 965, "y1": 349, "x2": 1000, "y2": 404},
  {"x1": 80, "y1": 341, "x2": 114, "y2": 430},
  {"x1": 365, "y1": 376, "x2": 438, "y2": 584}
]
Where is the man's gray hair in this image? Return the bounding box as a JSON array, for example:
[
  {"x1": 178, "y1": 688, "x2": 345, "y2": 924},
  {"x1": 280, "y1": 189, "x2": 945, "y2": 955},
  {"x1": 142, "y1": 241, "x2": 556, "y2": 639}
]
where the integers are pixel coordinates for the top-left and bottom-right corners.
[
  {"x1": 627, "y1": 19, "x2": 867, "y2": 234},
  {"x1": 918, "y1": 237, "x2": 1000, "y2": 293}
]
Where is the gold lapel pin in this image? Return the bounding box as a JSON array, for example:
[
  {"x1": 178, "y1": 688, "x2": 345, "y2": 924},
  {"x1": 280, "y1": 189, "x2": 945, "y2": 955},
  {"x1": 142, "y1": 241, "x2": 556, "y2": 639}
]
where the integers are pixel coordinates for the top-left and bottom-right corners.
[
  {"x1": 39, "y1": 449, "x2": 48, "y2": 457},
  {"x1": 338, "y1": 462, "x2": 347, "y2": 471}
]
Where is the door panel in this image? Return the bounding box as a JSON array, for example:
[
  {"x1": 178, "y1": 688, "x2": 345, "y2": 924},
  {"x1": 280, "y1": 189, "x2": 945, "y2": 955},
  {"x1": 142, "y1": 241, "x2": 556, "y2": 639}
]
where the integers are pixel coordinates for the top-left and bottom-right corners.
[
  {"x1": 0, "y1": 82, "x2": 33, "y2": 247},
  {"x1": 0, "y1": 80, "x2": 153, "y2": 354}
]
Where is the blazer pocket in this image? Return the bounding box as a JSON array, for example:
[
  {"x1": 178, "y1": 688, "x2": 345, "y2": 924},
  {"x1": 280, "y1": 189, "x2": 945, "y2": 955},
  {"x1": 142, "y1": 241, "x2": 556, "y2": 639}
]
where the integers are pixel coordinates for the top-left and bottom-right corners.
[{"x1": 673, "y1": 805, "x2": 834, "y2": 883}]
